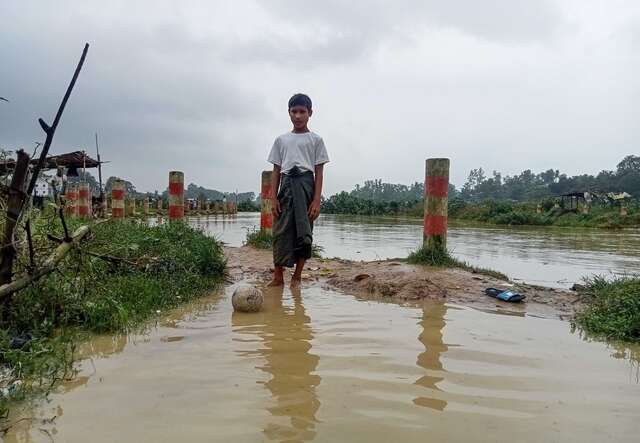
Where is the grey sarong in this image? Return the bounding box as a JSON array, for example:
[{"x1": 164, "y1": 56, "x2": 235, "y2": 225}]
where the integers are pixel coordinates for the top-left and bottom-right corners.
[{"x1": 273, "y1": 167, "x2": 315, "y2": 267}]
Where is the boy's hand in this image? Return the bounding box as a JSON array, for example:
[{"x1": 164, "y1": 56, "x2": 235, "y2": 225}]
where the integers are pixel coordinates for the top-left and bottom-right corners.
[
  {"x1": 308, "y1": 198, "x2": 321, "y2": 221},
  {"x1": 271, "y1": 197, "x2": 281, "y2": 218}
]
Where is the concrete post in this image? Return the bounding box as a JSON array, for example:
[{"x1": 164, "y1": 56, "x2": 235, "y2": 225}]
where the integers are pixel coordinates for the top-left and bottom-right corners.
[
  {"x1": 581, "y1": 204, "x2": 590, "y2": 215},
  {"x1": 423, "y1": 158, "x2": 449, "y2": 252},
  {"x1": 620, "y1": 204, "x2": 628, "y2": 217},
  {"x1": 168, "y1": 171, "x2": 184, "y2": 220},
  {"x1": 143, "y1": 197, "x2": 150, "y2": 215},
  {"x1": 156, "y1": 198, "x2": 163, "y2": 214},
  {"x1": 111, "y1": 179, "x2": 125, "y2": 218},
  {"x1": 65, "y1": 183, "x2": 79, "y2": 218},
  {"x1": 261, "y1": 171, "x2": 273, "y2": 234},
  {"x1": 127, "y1": 199, "x2": 136, "y2": 217},
  {"x1": 536, "y1": 204, "x2": 542, "y2": 214},
  {"x1": 78, "y1": 182, "x2": 91, "y2": 219}
]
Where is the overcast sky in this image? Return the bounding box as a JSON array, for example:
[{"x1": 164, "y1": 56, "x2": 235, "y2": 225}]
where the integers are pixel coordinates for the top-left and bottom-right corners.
[{"x1": 1, "y1": 1, "x2": 638, "y2": 195}]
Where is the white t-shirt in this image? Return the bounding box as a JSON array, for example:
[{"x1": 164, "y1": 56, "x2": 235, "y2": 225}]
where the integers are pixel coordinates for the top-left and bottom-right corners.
[{"x1": 267, "y1": 131, "x2": 329, "y2": 174}]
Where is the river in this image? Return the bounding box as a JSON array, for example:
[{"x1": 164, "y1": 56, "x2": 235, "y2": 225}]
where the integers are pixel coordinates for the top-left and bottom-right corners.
[{"x1": 189, "y1": 212, "x2": 640, "y2": 288}]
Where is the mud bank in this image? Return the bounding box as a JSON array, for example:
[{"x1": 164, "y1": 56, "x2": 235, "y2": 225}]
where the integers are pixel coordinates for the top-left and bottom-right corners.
[{"x1": 225, "y1": 246, "x2": 580, "y2": 320}]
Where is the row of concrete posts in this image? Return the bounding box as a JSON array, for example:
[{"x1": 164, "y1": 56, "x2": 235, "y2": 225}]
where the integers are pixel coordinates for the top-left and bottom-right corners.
[
  {"x1": 109, "y1": 171, "x2": 237, "y2": 219},
  {"x1": 259, "y1": 158, "x2": 451, "y2": 252},
  {"x1": 63, "y1": 171, "x2": 237, "y2": 220}
]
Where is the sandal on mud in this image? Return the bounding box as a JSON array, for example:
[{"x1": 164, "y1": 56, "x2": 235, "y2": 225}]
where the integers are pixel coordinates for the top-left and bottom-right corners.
[{"x1": 485, "y1": 288, "x2": 526, "y2": 303}]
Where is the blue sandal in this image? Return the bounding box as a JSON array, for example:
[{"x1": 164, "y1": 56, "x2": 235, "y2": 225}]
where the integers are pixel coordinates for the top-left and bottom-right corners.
[{"x1": 485, "y1": 288, "x2": 526, "y2": 303}]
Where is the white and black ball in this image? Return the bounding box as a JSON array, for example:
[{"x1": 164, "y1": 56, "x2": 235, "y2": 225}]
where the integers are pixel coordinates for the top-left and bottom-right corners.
[{"x1": 231, "y1": 285, "x2": 264, "y2": 313}]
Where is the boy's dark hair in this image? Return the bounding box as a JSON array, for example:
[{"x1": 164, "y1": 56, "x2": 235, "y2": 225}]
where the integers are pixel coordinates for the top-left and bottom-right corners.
[{"x1": 288, "y1": 93, "x2": 312, "y2": 111}]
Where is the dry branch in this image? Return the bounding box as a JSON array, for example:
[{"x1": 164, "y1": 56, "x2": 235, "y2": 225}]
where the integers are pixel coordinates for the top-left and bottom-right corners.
[{"x1": 0, "y1": 225, "x2": 90, "y2": 301}]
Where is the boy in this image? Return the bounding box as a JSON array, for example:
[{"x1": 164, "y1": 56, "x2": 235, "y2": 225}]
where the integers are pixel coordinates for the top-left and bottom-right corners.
[{"x1": 267, "y1": 93, "x2": 329, "y2": 288}]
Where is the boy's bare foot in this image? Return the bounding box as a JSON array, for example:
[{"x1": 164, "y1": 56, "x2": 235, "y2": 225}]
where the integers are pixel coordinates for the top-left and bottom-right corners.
[
  {"x1": 290, "y1": 277, "x2": 302, "y2": 289},
  {"x1": 267, "y1": 279, "x2": 284, "y2": 287}
]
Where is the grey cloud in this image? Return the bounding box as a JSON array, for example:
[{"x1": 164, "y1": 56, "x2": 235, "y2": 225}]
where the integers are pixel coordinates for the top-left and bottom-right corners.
[
  {"x1": 1, "y1": 1, "x2": 638, "y2": 196},
  {"x1": 228, "y1": 0, "x2": 564, "y2": 65}
]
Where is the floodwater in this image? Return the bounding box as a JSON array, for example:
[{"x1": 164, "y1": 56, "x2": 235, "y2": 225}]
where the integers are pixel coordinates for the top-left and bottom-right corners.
[
  {"x1": 190, "y1": 212, "x2": 640, "y2": 288},
  {"x1": 5, "y1": 284, "x2": 639, "y2": 442}
]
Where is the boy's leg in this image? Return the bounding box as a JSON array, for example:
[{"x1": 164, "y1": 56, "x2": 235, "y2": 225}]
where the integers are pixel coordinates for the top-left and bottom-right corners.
[
  {"x1": 268, "y1": 265, "x2": 285, "y2": 286},
  {"x1": 290, "y1": 257, "x2": 306, "y2": 289}
]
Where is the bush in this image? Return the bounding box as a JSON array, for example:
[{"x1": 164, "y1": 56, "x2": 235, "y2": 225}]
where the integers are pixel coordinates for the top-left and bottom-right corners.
[{"x1": 573, "y1": 275, "x2": 640, "y2": 342}]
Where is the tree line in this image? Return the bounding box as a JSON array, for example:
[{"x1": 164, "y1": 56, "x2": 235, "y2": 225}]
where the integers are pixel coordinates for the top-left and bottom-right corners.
[{"x1": 321, "y1": 155, "x2": 640, "y2": 215}]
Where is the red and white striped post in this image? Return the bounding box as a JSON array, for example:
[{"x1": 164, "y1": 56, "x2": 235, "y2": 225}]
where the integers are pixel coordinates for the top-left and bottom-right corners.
[
  {"x1": 65, "y1": 183, "x2": 79, "y2": 218},
  {"x1": 111, "y1": 179, "x2": 125, "y2": 219},
  {"x1": 78, "y1": 182, "x2": 91, "y2": 219},
  {"x1": 168, "y1": 171, "x2": 184, "y2": 220},
  {"x1": 423, "y1": 158, "x2": 450, "y2": 252},
  {"x1": 261, "y1": 170, "x2": 273, "y2": 234}
]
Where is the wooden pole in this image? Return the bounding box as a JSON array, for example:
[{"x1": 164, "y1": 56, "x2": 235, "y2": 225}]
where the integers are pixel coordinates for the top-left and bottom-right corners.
[
  {"x1": 261, "y1": 170, "x2": 273, "y2": 235},
  {"x1": 423, "y1": 158, "x2": 449, "y2": 252},
  {"x1": 0, "y1": 150, "x2": 31, "y2": 285},
  {"x1": 168, "y1": 171, "x2": 184, "y2": 220}
]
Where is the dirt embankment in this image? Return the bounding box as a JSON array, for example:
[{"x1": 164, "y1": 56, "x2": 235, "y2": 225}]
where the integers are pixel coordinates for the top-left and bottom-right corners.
[{"x1": 225, "y1": 246, "x2": 580, "y2": 320}]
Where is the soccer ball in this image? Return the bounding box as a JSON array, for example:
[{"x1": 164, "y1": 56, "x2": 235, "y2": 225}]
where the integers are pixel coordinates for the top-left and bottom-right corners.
[{"x1": 231, "y1": 285, "x2": 264, "y2": 313}]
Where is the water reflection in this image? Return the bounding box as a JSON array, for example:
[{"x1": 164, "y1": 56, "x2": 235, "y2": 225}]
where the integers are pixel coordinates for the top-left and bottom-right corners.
[
  {"x1": 232, "y1": 286, "x2": 321, "y2": 442},
  {"x1": 414, "y1": 304, "x2": 448, "y2": 411}
]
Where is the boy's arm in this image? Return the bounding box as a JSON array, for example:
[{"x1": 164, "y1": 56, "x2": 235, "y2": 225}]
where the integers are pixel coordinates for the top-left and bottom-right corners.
[
  {"x1": 308, "y1": 164, "x2": 324, "y2": 221},
  {"x1": 271, "y1": 164, "x2": 282, "y2": 217}
]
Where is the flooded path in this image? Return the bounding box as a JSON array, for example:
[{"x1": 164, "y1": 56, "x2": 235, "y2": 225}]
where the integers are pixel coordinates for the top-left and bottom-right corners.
[
  {"x1": 191, "y1": 213, "x2": 640, "y2": 288},
  {"x1": 6, "y1": 283, "x2": 639, "y2": 442}
]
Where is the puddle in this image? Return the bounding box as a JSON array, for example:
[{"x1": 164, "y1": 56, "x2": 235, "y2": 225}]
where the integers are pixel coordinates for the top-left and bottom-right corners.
[{"x1": 4, "y1": 284, "x2": 639, "y2": 442}]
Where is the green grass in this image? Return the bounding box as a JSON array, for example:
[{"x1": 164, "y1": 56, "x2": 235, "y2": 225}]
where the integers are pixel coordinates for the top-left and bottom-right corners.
[
  {"x1": 573, "y1": 275, "x2": 640, "y2": 342},
  {"x1": 0, "y1": 219, "x2": 225, "y2": 419},
  {"x1": 407, "y1": 245, "x2": 508, "y2": 280},
  {"x1": 449, "y1": 199, "x2": 640, "y2": 228},
  {"x1": 245, "y1": 227, "x2": 273, "y2": 249},
  {"x1": 244, "y1": 227, "x2": 324, "y2": 258}
]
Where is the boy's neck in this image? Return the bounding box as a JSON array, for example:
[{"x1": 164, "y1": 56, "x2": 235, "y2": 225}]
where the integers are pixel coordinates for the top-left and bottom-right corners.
[{"x1": 291, "y1": 126, "x2": 310, "y2": 134}]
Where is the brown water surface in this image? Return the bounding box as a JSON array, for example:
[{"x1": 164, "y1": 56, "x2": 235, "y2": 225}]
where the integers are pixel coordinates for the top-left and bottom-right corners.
[
  {"x1": 189, "y1": 213, "x2": 640, "y2": 288},
  {"x1": 5, "y1": 283, "x2": 639, "y2": 442}
]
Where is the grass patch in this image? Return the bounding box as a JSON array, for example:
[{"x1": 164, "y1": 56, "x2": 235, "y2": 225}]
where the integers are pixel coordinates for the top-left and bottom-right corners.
[
  {"x1": 245, "y1": 227, "x2": 273, "y2": 249},
  {"x1": 449, "y1": 199, "x2": 640, "y2": 228},
  {"x1": 407, "y1": 245, "x2": 508, "y2": 280},
  {"x1": 573, "y1": 275, "x2": 640, "y2": 342},
  {"x1": 0, "y1": 219, "x2": 225, "y2": 419},
  {"x1": 244, "y1": 227, "x2": 324, "y2": 258}
]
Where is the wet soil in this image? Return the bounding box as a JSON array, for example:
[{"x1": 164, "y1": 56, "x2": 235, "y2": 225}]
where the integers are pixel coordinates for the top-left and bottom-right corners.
[{"x1": 225, "y1": 246, "x2": 580, "y2": 320}]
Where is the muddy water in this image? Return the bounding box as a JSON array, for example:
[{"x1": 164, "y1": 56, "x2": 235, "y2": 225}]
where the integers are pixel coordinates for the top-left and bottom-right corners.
[
  {"x1": 190, "y1": 213, "x2": 640, "y2": 288},
  {"x1": 6, "y1": 284, "x2": 639, "y2": 442}
]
